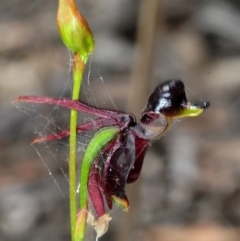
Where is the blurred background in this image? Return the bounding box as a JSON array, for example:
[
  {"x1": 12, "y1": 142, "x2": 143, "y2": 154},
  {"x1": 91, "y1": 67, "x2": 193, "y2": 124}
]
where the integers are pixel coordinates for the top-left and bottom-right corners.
[{"x1": 1, "y1": 0, "x2": 240, "y2": 240}]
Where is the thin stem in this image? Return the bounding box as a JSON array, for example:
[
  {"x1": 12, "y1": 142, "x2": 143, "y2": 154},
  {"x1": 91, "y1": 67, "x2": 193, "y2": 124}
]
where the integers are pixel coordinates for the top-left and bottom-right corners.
[
  {"x1": 69, "y1": 53, "x2": 85, "y2": 240},
  {"x1": 69, "y1": 110, "x2": 77, "y2": 240},
  {"x1": 56, "y1": 0, "x2": 94, "y2": 239}
]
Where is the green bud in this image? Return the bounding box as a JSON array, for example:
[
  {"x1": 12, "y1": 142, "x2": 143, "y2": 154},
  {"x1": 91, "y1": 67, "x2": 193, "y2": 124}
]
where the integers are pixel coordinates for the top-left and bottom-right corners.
[{"x1": 57, "y1": 0, "x2": 95, "y2": 62}]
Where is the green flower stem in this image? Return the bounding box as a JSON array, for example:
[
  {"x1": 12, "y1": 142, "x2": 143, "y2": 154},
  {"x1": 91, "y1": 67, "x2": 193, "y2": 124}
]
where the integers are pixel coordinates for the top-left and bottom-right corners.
[
  {"x1": 69, "y1": 53, "x2": 86, "y2": 240},
  {"x1": 56, "y1": 1, "x2": 95, "y2": 240},
  {"x1": 69, "y1": 114, "x2": 77, "y2": 240}
]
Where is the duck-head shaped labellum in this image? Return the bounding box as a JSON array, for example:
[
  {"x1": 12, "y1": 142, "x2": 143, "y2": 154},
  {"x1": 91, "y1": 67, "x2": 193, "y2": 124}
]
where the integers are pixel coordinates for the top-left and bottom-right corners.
[{"x1": 140, "y1": 79, "x2": 210, "y2": 124}]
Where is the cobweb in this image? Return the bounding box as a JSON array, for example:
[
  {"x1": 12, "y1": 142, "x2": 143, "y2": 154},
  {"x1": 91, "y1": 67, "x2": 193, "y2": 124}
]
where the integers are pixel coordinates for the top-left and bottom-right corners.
[
  {"x1": 14, "y1": 55, "x2": 128, "y2": 241},
  {"x1": 13, "y1": 54, "x2": 119, "y2": 202}
]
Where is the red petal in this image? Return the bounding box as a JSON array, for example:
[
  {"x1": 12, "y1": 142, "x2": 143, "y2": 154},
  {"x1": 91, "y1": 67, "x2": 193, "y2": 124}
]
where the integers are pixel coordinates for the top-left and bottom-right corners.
[{"x1": 88, "y1": 163, "x2": 105, "y2": 217}]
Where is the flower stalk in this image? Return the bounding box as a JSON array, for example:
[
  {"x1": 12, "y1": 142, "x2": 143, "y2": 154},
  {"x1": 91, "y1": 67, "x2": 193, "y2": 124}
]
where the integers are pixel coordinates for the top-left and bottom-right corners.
[{"x1": 56, "y1": 0, "x2": 94, "y2": 240}]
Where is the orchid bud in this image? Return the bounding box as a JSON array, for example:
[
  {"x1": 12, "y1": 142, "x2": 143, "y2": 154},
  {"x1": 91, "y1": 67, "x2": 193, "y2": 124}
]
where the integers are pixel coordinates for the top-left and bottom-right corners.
[{"x1": 57, "y1": 0, "x2": 95, "y2": 62}]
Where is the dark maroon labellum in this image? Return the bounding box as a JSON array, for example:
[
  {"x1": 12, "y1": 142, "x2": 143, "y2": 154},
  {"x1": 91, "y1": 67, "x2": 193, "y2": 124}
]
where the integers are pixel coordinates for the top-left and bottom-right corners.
[{"x1": 144, "y1": 79, "x2": 188, "y2": 118}]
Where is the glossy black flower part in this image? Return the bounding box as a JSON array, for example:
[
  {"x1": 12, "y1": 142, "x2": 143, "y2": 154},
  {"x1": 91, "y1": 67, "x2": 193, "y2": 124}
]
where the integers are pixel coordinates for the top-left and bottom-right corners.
[
  {"x1": 15, "y1": 79, "x2": 209, "y2": 217},
  {"x1": 140, "y1": 79, "x2": 210, "y2": 124}
]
